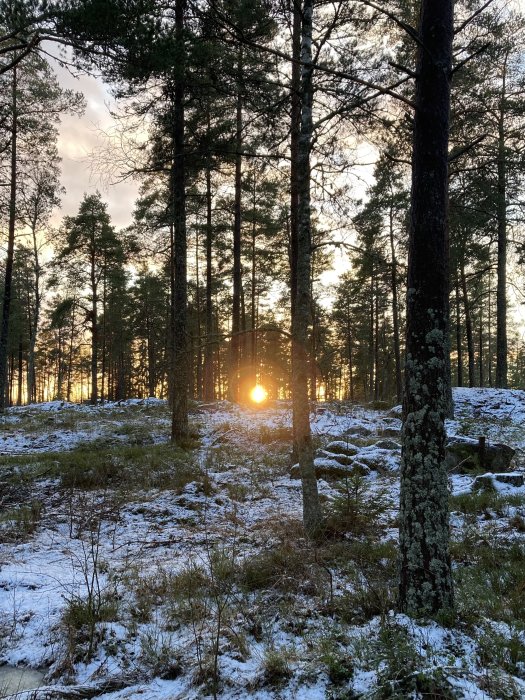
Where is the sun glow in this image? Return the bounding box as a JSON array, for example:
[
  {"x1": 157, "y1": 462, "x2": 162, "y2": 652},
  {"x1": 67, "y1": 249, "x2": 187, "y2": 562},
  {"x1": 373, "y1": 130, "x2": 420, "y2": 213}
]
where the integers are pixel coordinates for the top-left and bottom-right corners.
[{"x1": 250, "y1": 385, "x2": 268, "y2": 404}]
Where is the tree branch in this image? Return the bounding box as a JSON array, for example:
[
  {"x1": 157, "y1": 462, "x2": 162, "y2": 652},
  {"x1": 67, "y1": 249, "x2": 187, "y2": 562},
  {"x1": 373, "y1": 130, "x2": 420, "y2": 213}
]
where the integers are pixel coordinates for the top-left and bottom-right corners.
[{"x1": 454, "y1": 0, "x2": 497, "y2": 35}]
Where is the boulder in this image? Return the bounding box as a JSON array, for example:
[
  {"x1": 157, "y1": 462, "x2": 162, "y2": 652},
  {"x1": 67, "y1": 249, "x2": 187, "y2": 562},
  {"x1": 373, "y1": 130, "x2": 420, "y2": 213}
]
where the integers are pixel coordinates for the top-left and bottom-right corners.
[
  {"x1": 355, "y1": 450, "x2": 399, "y2": 473},
  {"x1": 388, "y1": 405, "x2": 403, "y2": 419},
  {"x1": 317, "y1": 450, "x2": 354, "y2": 466},
  {"x1": 377, "y1": 427, "x2": 401, "y2": 438},
  {"x1": 373, "y1": 439, "x2": 401, "y2": 451},
  {"x1": 343, "y1": 425, "x2": 373, "y2": 437},
  {"x1": 324, "y1": 440, "x2": 360, "y2": 456},
  {"x1": 290, "y1": 458, "x2": 370, "y2": 480},
  {"x1": 445, "y1": 436, "x2": 515, "y2": 473},
  {"x1": 473, "y1": 472, "x2": 524, "y2": 490}
]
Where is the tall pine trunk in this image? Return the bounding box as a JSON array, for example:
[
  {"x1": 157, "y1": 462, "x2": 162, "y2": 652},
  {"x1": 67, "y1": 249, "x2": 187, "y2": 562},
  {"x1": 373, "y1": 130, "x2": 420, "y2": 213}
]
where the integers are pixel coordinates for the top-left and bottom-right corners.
[
  {"x1": 250, "y1": 176, "x2": 257, "y2": 386},
  {"x1": 230, "y1": 47, "x2": 243, "y2": 403},
  {"x1": 455, "y1": 274, "x2": 463, "y2": 386},
  {"x1": 389, "y1": 207, "x2": 402, "y2": 402},
  {"x1": 496, "y1": 79, "x2": 507, "y2": 388},
  {"x1": 289, "y1": 0, "x2": 301, "y2": 459},
  {"x1": 171, "y1": 0, "x2": 189, "y2": 441},
  {"x1": 460, "y1": 261, "x2": 475, "y2": 387},
  {"x1": 0, "y1": 65, "x2": 18, "y2": 412},
  {"x1": 399, "y1": 0, "x2": 454, "y2": 616},
  {"x1": 203, "y1": 158, "x2": 215, "y2": 401},
  {"x1": 90, "y1": 247, "x2": 98, "y2": 405},
  {"x1": 292, "y1": 0, "x2": 322, "y2": 537},
  {"x1": 195, "y1": 227, "x2": 203, "y2": 400},
  {"x1": 27, "y1": 212, "x2": 41, "y2": 405}
]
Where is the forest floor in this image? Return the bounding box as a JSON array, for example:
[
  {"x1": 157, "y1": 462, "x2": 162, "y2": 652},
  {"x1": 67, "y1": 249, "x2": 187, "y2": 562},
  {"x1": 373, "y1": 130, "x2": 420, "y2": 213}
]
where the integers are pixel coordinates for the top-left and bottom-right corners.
[{"x1": 1, "y1": 388, "x2": 525, "y2": 699}]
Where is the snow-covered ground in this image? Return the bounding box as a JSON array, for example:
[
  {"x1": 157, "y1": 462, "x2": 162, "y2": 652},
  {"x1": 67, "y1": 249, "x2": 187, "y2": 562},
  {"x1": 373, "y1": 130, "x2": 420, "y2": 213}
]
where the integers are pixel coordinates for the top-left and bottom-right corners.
[{"x1": 0, "y1": 388, "x2": 524, "y2": 699}]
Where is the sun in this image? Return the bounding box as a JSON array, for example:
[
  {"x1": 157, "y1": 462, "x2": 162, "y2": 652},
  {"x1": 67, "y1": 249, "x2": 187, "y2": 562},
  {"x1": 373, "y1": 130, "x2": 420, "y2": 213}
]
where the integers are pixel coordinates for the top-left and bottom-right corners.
[{"x1": 250, "y1": 385, "x2": 268, "y2": 404}]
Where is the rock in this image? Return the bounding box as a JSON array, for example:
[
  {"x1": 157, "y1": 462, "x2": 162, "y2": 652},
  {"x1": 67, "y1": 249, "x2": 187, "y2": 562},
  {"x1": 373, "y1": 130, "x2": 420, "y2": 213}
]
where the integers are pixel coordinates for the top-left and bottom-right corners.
[
  {"x1": 324, "y1": 440, "x2": 360, "y2": 456},
  {"x1": 355, "y1": 450, "x2": 399, "y2": 473},
  {"x1": 343, "y1": 425, "x2": 373, "y2": 437},
  {"x1": 495, "y1": 473, "x2": 524, "y2": 487},
  {"x1": 446, "y1": 436, "x2": 515, "y2": 473},
  {"x1": 373, "y1": 439, "x2": 401, "y2": 451},
  {"x1": 473, "y1": 472, "x2": 524, "y2": 490},
  {"x1": 290, "y1": 458, "x2": 370, "y2": 480},
  {"x1": 388, "y1": 405, "x2": 403, "y2": 418},
  {"x1": 377, "y1": 427, "x2": 401, "y2": 438},
  {"x1": 317, "y1": 450, "x2": 354, "y2": 466}
]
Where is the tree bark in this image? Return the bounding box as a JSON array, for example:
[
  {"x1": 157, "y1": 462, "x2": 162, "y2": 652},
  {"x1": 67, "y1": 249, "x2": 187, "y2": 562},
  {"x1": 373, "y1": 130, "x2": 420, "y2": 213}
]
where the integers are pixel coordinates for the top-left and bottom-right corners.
[
  {"x1": 460, "y1": 261, "x2": 475, "y2": 387},
  {"x1": 289, "y1": 0, "x2": 301, "y2": 459},
  {"x1": 455, "y1": 274, "x2": 463, "y2": 387},
  {"x1": 0, "y1": 65, "x2": 18, "y2": 412},
  {"x1": 346, "y1": 304, "x2": 354, "y2": 402},
  {"x1": 195, "y1": 226, "x2": 202, "y2": 400},
  {"x1": 27, "y1": 208, "x2": 42, "y2": 405},
  {"x1": 399, "y1": 0, "x2": 454, "y2": 616},
  {"x1": 230, "y1": 46, "x2": 243, "y2": 403},
  {"x1": 203, "y1": 158, "x2": 215, "y2": 401},
  {"x1": 289, "y1": 0, "x2": 301, "y2": 321},
  {"x1": 250, "y1": 174, "x2": 257, "y2": 387},
  {"x1": 292, "y1": 0, "x2": 322, "y2": 538},
  {"x1": 90, "y1": 245, "x2": 98, "y2": 406},
  {"x1": 389, "y1": 207, "x2": 402, "y2": 402},
  {"x1": 495, "y1": 74, "x2": 508, "y2": 388},
  {"x1": 171, "y1": 0, "x2": 189, "y2": 442}
]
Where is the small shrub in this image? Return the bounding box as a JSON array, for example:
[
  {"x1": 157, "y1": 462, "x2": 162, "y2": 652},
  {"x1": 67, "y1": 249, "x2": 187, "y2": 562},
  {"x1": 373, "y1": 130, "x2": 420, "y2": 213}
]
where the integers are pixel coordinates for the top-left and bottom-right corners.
[
  {"x1": 240, "y1": 543, "x2": 311, "y2": 593},
  {"x1": 318, "y1": 635, "x2": 354, "y2": 684},
  {"x1": 368, "y1": 622, "x2": 455, "y2": 699},
  {"x1": 262, "y1": 644, "x2": 294, "y2": 684},
  {"x1": 140, "y1": 630, "x2": 181, "y2": 679},
  {"x1": 325, "y1": 475, "x2": 388, "y2": 537},
  {"x1": 0, "y1": 500, "x2": 42, "y2": 541}
]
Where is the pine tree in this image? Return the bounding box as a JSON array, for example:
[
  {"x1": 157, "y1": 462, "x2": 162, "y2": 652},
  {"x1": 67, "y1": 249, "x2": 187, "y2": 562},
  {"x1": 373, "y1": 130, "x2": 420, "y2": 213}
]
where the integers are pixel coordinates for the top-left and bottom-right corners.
[{"x1": 398, "y1": 0, "x2": 455, "y2": 616}]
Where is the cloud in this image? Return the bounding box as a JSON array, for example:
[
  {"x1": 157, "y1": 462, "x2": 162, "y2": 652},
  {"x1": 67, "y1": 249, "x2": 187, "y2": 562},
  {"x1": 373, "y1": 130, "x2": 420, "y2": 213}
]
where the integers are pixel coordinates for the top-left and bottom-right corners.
[{"x1": 47, "y1": 52, "x2": 139, "y2": 229}]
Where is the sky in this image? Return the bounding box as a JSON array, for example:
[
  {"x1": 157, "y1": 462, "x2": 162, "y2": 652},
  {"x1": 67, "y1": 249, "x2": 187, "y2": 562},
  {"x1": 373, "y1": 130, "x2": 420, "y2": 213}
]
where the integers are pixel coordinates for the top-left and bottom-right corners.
[{"x1": 49, "y1": 55, "x2": 139, "y2": 229}]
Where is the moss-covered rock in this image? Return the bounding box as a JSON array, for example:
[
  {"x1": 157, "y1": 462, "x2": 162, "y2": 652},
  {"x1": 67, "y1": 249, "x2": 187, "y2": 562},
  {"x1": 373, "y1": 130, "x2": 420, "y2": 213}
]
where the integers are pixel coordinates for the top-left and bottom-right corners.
[{"x1": 445, "y1": 436, "x2": 515, "y2": 473}]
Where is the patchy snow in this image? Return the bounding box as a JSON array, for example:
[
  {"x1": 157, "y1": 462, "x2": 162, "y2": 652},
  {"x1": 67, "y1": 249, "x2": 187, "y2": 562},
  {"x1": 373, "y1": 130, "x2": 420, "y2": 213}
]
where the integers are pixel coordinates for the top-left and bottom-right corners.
[{"x1": 0, "y1": 388, "x2": 524, "y2": 698}]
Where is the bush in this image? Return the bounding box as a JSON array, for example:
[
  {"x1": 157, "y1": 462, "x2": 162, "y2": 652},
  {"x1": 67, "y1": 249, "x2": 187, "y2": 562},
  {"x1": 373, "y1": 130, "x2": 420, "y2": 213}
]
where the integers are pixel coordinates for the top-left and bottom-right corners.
[{"x1": 325, "y1": 475, "x2": 388, "y2": 537}]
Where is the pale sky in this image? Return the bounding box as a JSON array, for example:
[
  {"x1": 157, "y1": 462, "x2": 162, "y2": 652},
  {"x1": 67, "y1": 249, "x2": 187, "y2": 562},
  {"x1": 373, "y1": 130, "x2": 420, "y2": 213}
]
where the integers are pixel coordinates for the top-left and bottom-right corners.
[{"x1": 49, "y1": 56, "x2": 139, "y2": 229}]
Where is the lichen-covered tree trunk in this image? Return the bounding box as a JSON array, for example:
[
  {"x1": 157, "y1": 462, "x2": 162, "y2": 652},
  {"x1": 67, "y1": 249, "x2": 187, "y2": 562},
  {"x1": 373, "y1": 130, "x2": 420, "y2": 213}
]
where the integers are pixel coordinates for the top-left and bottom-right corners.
[
  {"x1": 171, "y1": 0, "x2": 189, "y2": 442},
  {"x1": 399, "y1": 0, "x2": 454, "y2": 616},
  {"x1": 292, "y1": 0, "x2": 322, "y2": 538}
]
